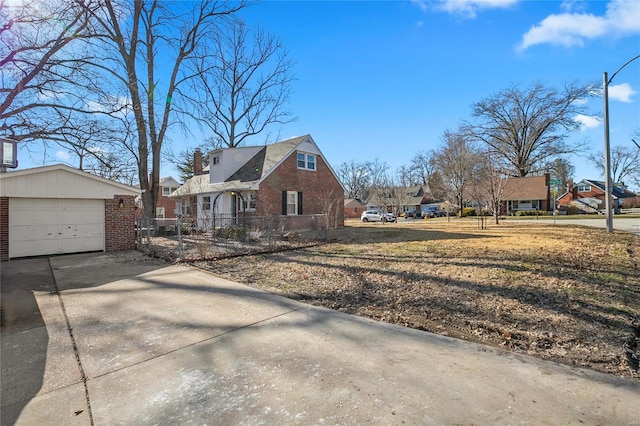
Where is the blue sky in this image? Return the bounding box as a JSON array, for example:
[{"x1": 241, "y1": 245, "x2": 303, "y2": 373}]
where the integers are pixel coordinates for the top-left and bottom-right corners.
[
  {"x1": 236, "y1": 0, "x2": 640, "y2": 188},
  {"x1": 21, "y1": 0, "x2": 640, "y2": 189}
]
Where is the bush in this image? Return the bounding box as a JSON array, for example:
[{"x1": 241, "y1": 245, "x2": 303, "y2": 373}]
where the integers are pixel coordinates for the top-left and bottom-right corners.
[
  {"x1": 213, "y1": 226, "x2": 247, "y2": 240},
  {"x1": 561, "y1": 205, "x2": 582, "y2": 215},
  {"x1": 460, "y1": 207, "x2": 476, "y2": 217},
  {"x1": 515, "y1": 210, "x2": 549, "y2": 216}
]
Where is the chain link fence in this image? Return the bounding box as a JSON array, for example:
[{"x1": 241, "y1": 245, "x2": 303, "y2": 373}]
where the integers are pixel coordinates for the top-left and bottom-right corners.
[{"x1": 136, "y1": 214, "x2": 329, "y2": 261}]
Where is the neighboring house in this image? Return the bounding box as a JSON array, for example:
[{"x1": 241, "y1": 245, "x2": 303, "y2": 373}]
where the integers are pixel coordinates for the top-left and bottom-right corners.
[
  {"x1": 0, "y1": 164, "x2": 138, "y2": 260},
  {"x1": 557, "y1": 179, "x2": 636, "y2": 213},
  {"x1": 368, "y1": 185, "x2": 434, "y2": 214},
  {"x1": 344, "y1": 199, "x2": 365, "y2": 218},
  {"x1": 170, "y1": 135, "x2": 345, "y2": 231},
  {"x1": 156, "y1": 176, "x2": 181, "y2": 218},
  {"x1": 502, "y1": 173, "x2": 551, "y2": 214},
  {"x1": 135, "y1": 176, "x2": 181, "y2": 218}
]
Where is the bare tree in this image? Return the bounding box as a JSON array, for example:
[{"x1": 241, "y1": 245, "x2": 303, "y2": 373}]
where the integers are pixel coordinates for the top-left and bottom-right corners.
[
  {"x1": 188, "y1": 21, "x2": 294, "y2": 148},
  {"x1": 0, "y1": 0, "x2": 100, "y2": 141},
  {"x1": 432, "y1": 129, "x2": 481, "y2": 213},
  {"x1": 471, "y1": 152, "x2": 510, "y2": 225},
  {"x1": 469, "y1": 82, "x2": 594, "y2": 177},
  {"x1": 409, "y1": 150, "x2": 435, "y2": 185},
  {"x1": 544, "y1": 157, "x2": 575, "y2": 193},
  {"x1": 338, "y1": 160, "x2": 371, "y2": 200},
  {"x1": 84, "y1": 0, "x2": 245, "y2": 217},
  {"x1": 588, "y1": 144, "x2": 640, "y2": 186},
  {"x1": 55, "y1": 117, "x2": 137, "y2": 183}
]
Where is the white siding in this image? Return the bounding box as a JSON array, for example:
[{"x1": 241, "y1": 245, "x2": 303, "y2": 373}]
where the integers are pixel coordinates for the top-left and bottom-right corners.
[{"x1": 0, "y1": 166, "x2": 139, "y2": 199}]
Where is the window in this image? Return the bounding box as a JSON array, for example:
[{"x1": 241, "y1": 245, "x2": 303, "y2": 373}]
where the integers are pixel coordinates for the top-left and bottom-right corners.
[
  {"x1": 577, "y1": 184, "x2": 591, "y2": 192},
  {"x1": 287, "y1": 191, "x2": 297, "y2": 215},
  {"x1": 180, "y1": 201, "x2": 191, "y2": 216},
  {"x1": 212, "y1": 156, "x2": 220, "y2": 165},
  {"x1": 202, "y1": 196, "x2": 211, "y2": 210},
  {"x1": 162, "y1": 186, "x2": 177, "y2": 196},
  {"x1": 156, "y1": 207, "x2": 165, "y2": 218},
  {"x1": 241, "y1": 192, "x2": 257, "y2": 211},
  {"x1": 297, "y1": 152, "x2": 316, "y2": 171}
]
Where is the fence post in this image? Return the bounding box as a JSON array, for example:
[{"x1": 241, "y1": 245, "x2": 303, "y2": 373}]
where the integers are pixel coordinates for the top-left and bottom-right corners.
[{"x1": 177, "y1": 217, "x2": 183, "y2": 258}]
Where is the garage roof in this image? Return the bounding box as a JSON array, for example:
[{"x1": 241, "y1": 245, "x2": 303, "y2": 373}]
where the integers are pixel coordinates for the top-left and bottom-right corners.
[{"x1": 0, "y1": 164, "x2": 139, "y2": 199}]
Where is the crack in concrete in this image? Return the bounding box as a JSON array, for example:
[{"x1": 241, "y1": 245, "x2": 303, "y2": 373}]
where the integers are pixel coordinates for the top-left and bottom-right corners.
[{"x1": 49, "y1": 258, "x2": 94, "y2": 426}]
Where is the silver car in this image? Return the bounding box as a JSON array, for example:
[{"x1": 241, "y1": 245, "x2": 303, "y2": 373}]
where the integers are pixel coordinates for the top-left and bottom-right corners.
[{"x1": 361, "y1": 210, "x2": 396, "y2": 223}]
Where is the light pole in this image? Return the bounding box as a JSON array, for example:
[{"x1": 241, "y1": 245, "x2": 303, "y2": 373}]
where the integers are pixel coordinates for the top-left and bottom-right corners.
[{"x1": 602, "y1": 54, "x2": 640, "y2": 233}]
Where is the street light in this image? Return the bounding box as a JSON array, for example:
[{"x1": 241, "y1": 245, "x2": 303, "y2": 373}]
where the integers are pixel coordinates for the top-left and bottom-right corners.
[{"x1": 602, "y1": 54, "x2": 640, "y2": 233}]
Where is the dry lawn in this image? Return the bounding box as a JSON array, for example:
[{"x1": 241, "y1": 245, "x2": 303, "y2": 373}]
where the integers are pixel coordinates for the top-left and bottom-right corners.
[{"x1": 194, "y1": 218, "x2": 640, "y2": 380}]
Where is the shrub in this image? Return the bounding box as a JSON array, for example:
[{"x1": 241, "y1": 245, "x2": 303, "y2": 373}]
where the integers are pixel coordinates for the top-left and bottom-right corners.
[
  {"x1": 562, "y1": 205, "x2": 582, "y2": 215},
  {"x1": 213, "y1": 226, "x2": 247, "y2": 240},
  {"x1": 460, "y1": 207, "x2": 476, "y2": 217},
  {"x1": 515, "y1": 210, "x2": 549, "y2": 216}
]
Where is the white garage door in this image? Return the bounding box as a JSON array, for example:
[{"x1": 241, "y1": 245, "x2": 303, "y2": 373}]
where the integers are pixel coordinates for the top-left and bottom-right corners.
[{"x1": 9, "y1": 198, "x2": 105, "y2": 258}]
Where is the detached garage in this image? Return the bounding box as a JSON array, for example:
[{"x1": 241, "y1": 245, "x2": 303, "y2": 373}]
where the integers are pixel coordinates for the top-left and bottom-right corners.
[{"x1": 0, "y1": 165, "x2": 139, "y2": 261}]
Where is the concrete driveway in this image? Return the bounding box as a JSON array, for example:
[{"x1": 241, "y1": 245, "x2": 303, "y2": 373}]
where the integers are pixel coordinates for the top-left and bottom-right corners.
[{"x1": 2, "y1": 252, "x2": 639, "y2": 425}]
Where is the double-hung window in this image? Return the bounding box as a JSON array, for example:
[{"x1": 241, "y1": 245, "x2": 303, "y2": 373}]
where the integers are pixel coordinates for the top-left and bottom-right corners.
[
  {"x1": 241, "y1": 192, "x2": 257, "y2": 211},
  {"x1": 297, "y1": 152, "x2": 316, "y2": 171},
  {"x1": 202, "y1": 196, "x2": 211, "y2": 211},
  {"x1": 282, "y1": 191, "x2": 303, "y2": 215}
]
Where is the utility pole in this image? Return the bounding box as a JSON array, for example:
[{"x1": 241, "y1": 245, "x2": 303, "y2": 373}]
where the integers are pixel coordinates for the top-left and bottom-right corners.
[{"x1": 602, "y1": 54, "x2": 640, "y2": 233}]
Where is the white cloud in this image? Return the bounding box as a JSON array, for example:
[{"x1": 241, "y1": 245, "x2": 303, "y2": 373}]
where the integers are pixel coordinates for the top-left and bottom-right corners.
[
  {"x1": 413, "y1": 0, "x2": 518, "y2": 18},
  {"x1": 56, "y1": 150, "x2": 71, "y2": 161},
  {"x1": 608, "y1": 83, "x2": 637, "y2": 103},
  {"x1": 518, "y1": 0, "x2": 640, "y2": 50},
  {"x1": 574, "y1": 114, "x2": 601, "y2": 131}
]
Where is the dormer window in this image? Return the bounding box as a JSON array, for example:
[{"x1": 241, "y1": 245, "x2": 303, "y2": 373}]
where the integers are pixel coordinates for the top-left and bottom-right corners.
[
  {"x1": 297, "y1": 152, "x2": 316, "y2": 171},
  {"x1": 577, "y1": 184, "x2": 591, "y2": 192}
]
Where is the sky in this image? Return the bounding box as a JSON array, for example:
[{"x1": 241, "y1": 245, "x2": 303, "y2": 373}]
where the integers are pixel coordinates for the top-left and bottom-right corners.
[{"x1": 18, "y1": 0, "x2": 640, "y2": 189}]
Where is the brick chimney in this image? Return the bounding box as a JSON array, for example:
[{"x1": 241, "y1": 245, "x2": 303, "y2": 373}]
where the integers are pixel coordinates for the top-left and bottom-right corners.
[
  {"x1": 567, "y1": 179, "x2": 573, "y2": 194},
  {"x1": 194, "y1": 148, "x2": 203, "y2": 176}
]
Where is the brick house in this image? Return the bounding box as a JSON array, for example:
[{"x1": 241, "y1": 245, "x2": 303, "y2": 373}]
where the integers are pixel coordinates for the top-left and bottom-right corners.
[
  {"x1": 502, "y1": 173, "x2": 551, "y2": 214},
  {"x1": 156, "y1": 177, "x2": 181, "y2": 218},
  {"x1": 344, "y1": 199, "x2": 365, "y2": 218},
  {"x1": 170, "y1": 135, "x2": 345, "y2": 231},
  {"x1": 0, "y1": 164, "x2": 139, "y2": 260},
  {"x1": 557, "y1": 179, "x2": 636, "y2": 213}
]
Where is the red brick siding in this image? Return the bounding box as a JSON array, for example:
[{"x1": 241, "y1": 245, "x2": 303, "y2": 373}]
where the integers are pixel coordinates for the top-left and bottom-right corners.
[
  {"x1": 557, "y1": 186, "x2": 605, "y2": 206},
  {"x1": 257, "y1": 153, "x2": 344, "y2": 227},
  {"x1": 344, "y1": 207, "x2": 361, "y2": 218},
  {"x1": 0, "y1": 197, "x2": 8, "y2": 261},
  {"x1": 105, "y1": 195, "x2": 136, "y2": 252},
  {"x1": 157, "y1": 190, "x2": 177, "y2": 218}
]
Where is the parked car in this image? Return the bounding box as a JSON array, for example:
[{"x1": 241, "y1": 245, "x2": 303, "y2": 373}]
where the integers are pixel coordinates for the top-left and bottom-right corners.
[
  {"x1": 361, "y1": 210, "x2": 396, "y2": 223},
  {"x1": 383, "y1": 212, "x2": 397, "y2": 223},
  {"x1": 404, "y1": 210, "x2": 421, "y2": 218},
  {"x1": 424, "y1": 205, "x2": 446, "y2": 218}
]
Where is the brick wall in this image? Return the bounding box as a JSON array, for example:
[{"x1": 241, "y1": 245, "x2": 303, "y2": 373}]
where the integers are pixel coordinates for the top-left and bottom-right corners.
[
  {"x1": 0, "y1": 197, "x2": 8, "y2": 261},
  {"x1": 157, "y1": 191, "x2": 177, "y2": 218},
  {"x1": 257, "y1": 153, "x2": 344, "y2": 228},
  {"x1": 105, "y1": 195, "x2": 136, "y2": 252}
]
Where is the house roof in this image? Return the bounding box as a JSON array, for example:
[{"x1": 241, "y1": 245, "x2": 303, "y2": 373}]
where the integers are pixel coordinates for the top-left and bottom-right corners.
[
  {"x1": 159, "y1": 176, "x2": 181, "y2": 187},
  {"x1": 583, "y1": 179, "x2": 636, "y2": 199},
  {"x1": 344, "y1": 199, "x2": 364, "y2": 208},
  {"x1": 502, "y1": 175, "x2": 548, "y2": 201},
  {"x1": 170, "y1": 135, "x2": 344, "y2": 198},
  {"x1": 0, "y1": 164, "x2": 139, "y2": 198},
  {"x1": 226, "y1": 135, "x2": 308, "y2": 182}
]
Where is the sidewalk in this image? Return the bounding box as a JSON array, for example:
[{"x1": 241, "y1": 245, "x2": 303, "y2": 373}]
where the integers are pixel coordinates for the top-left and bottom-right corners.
[{"x1": 2, "y1": 252, "x2": 639, "y2": 425}]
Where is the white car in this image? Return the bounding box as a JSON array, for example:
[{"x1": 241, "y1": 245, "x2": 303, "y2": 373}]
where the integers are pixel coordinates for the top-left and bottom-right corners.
[{"x1": 361, "y1": 210, "x2": 396, "y2": 223}]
